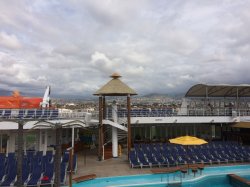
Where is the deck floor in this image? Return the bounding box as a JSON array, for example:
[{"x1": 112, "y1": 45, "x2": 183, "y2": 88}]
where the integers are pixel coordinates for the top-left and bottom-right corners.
[
  {"x1": 70, "y1": 148, "x2": 151, "y2": 182},
  {"x1": 68, "y1": 148, "x2": 250, "y2": 185}
]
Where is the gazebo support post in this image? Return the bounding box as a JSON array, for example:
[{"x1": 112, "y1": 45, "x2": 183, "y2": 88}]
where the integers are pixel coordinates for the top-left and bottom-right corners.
[
  {"x1": 17, "y1": 120, "x2": 24, "y2": 187},
  {"x1": 98, "y1": 96, "x2": 103, "y2": 161},
  {"x1": 127, "y1": 94, "x2": 131, "y2": 159},
  {"x1": 54, "y1": 126, "x2": 62, "y2": 187},
  {"x1": 103, "y1": 96, "x2": 106, "y2": 119},
  {"x1": 67, "y1": 147, "x2": 73, "y2": 187}
]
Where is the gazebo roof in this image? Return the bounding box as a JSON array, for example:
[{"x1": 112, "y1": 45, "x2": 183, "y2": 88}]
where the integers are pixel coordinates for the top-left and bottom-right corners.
[
  {"x1": 185, "y1": 84, "x2": 250, "y2": 97},
  {"x1": 93, "y1": 73, "x2": 137, "y2": 96},
  {"x1": 232, "y1": 122, "x2": 250, "y2": 128}
]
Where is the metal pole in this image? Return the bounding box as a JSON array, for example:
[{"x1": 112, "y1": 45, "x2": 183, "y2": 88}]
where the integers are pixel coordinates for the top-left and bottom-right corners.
[{"x1": 127, "y1": 95, "x2": 131, "y2": 159}]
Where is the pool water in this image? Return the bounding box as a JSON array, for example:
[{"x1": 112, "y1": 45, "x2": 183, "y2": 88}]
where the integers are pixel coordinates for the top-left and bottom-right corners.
[
  {"x1": 73, "y1": 165, "x2": 250, "y2": 187},
  {"x1": 182, "y1": 175, "x2": 232, "y2": 187}
]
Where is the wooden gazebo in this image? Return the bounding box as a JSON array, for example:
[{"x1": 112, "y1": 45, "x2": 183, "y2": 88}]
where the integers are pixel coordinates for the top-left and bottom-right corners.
[{"x1": 94, "y1": 73, "x2": 137, "y2": 160}]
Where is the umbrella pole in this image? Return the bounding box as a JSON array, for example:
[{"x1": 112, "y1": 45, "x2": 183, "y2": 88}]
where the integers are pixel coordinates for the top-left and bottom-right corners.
[{"x1": 186, "y1": 145, "x2": 190, "y2": 175}]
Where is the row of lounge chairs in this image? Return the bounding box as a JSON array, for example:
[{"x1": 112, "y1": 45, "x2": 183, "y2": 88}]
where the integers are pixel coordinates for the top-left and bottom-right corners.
[
  {"x1": 129, "y1": 141, "x2": 250, "y2": 168},
  {"x1": 0, "y1": 151, "x2": 77, "y2": 186},
  {"x1": 0, "y1": 109, "x2": 59, "y2": 119}
]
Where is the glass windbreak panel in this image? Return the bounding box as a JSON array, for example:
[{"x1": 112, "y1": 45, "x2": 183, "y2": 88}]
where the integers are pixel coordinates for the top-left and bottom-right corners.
[
  {"x1": 215, "y1": 125, "x2": 221, "y2": 138},
  {"x1": 146, "y1": 126, "x2": 151, "y2": 140},
  {"x1": 151, "y1": 126, "x2": 156, "y2": 140},
  {"x1": 133, "y1": 127, "x2": 140, "y2": 141}
]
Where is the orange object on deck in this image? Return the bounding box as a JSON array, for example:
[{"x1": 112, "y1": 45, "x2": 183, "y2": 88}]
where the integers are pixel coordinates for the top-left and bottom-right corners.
[{"x1": 0, "y1": 91, "x2": 42, "y2": 109}]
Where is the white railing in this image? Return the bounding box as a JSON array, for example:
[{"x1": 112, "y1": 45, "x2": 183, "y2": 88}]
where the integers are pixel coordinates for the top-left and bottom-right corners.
[
  {"x1": 59, "y1": 111, "x2": 87, "y2": 119},
  {"x1": 118, "y1": 118, "x2": 127, "y2": 128},
  {"x1": 92, "y1": 107, "x2": 250, "y2": 118},
  {"x1": 0, "y1": 109, "x2": 89, "y2": 120}
]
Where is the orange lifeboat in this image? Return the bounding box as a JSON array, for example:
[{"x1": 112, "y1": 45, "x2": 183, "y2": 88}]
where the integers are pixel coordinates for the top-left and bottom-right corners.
[{"x1": 0, "y1": 90, "x2": 43, "y2": 109}]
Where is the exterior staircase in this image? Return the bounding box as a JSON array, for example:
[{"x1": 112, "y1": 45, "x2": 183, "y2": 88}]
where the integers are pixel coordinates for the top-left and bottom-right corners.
[{"x1": 103, "y1": 124, "x2": 127, "y2": 160}]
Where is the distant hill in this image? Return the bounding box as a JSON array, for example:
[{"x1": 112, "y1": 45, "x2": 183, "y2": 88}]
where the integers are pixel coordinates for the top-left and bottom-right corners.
[
  {"x1": 142, "y1": 93, "x2": 171, "y2": 98},
  {"x1": 142, "y1": 93, "x2": 185, "y2": 98}
]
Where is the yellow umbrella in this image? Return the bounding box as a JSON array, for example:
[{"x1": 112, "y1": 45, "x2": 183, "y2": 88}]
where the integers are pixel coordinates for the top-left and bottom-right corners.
[
  {"x1": 169, "y1": 135, "x2": 207, "y2": 174},
  {"x1": 169, "y1": 135, "x2": 207, "y2": 145}
]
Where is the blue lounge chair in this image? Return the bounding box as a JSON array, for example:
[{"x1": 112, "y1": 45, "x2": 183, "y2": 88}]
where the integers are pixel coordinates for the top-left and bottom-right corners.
[
  {"x1": 50, "y1": 110, "x2": 59, "y2": 118},
  {"x1": 145, "y1": 153, "x2": 160, "y2": 167},
  {"x1": 26, "y1": 150, "x2": 35, "y2": 160},
  {"x1": 40, "y1": 162, "x2": 54, "y2": 186},
  {"x1": 46, "y1": 151, "x2": 54, "y2": 162},
  {"x1": 26, "y1": 164, "x2": 42, "y2": 186},
  {"x1": 35, "y1": 110, "x2": 43, "y2": 118},
  {"x1": 165, "y1": 156, "x2": 176, "y2": 166},
  {"x1": 176, "y1": 156, "x2": 186, "y2": 165},
  {"x1": 2, "y1": 110, "x2": 11, "y2": 118},
  {"x1": 0, "y1": 163, "x2": 17, "y2": 186},
  {"x1": 26, "y1": 110, "x2": 35, "y2": 118},
  {"x1": 0, "y1": 153, "x2": 5, "y2": 165},
  {"x1": 14, "y1": 162, "x2": 30, "y2": 186},
  {"x1": 153, "y1": 152, "x2": 168, "y2": 167},
  {"x1": 62, "y1": 151, "x2": 69, "y2": 163},
  {"x1": 22, "y1": 165, "x2": 30, "y2": 185},
  {"x1": 61, "y1": 162, "x2": 67, "y2": 185},
  {"x1": 129, "y1": 151, "x2": 141, "y2": 168},
  {"x1": 0, "y1": 164, "x2": 5, "y2": 183},
  {"x1": 17, "y1": 110, "x2": 25, "y2": 119},
  {"x1": 5, "y1": 153, "x2": 15, "y2": 171},
  {"x1": 42, "y1": 110, "x2": 50, "y2": 119},
  {"x1": 137, "y1": 151, "x2": 150, "y2": 168}
]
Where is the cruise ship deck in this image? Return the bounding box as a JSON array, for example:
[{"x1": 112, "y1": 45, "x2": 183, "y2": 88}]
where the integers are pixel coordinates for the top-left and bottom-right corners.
[{"x1": 1, "y1": 81, "x2": 250, "y2": 186}]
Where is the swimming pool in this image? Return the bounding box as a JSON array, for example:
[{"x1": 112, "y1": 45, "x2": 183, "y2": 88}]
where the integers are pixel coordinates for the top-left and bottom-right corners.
[{"x1": 73, "y1": 164, "x2": 250, "y2": 187}]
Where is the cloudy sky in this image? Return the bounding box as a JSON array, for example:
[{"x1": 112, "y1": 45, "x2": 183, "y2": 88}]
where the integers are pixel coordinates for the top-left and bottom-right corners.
[{"x1": 0, "y1": 0, "x2": 250, "y2": 98}]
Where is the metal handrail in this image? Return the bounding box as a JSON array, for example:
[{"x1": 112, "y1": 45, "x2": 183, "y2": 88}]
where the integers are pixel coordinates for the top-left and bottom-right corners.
[
  {"x1": 0, "y1": 109, "x2": 88, "y2": 120},
  {"x1": 92, "y1": 107, "x2": 250, "y2": 118}
]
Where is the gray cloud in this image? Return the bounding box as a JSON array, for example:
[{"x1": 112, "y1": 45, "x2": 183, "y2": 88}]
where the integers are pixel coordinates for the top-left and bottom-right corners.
[{"x1": 0, "y1": 0, "x2": 250, "y2": 98}]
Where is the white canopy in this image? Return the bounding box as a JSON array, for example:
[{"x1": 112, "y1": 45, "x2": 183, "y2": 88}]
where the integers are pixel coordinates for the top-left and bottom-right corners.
[
  {"x1": 185, "y1": 84, "x2": 250, "y2": 97},
  {"x1": 0, "y1": 119, "x2": 98, "y2": 130}
]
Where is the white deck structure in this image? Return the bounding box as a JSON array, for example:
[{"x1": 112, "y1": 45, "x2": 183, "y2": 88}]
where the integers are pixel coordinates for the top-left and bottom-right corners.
[{"x1": 1, "y1": 84, "x2": 250, "y2": 155}]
